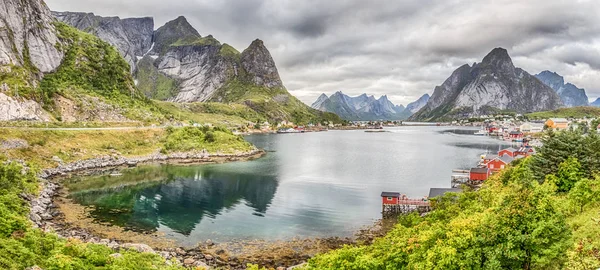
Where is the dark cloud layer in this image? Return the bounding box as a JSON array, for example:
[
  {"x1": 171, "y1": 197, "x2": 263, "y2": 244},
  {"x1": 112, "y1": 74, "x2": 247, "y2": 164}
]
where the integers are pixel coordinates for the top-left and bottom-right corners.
[{"x1": 45, "y1": 0, "x2": 600, "y2": 105}]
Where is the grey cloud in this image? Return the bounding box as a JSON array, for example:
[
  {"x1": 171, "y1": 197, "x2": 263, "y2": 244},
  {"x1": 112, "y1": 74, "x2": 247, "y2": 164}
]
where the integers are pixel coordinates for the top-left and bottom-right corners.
[{"x1": 44, "y1": 0, "x2": 600, "y2": 104}]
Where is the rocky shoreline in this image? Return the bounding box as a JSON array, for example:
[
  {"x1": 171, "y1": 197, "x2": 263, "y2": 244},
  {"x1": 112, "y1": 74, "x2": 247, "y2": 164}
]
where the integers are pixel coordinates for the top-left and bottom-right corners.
[{"x1": 24, "y1": 149, "x2": 306, "y2": 270}]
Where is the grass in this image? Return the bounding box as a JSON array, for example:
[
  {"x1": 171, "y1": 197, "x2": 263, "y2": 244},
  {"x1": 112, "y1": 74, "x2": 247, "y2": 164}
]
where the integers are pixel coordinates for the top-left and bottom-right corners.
[
  {"x1": 526, "y1": 107, "x2": 600, "y2": 120},
  {"x1": 170, "y1": 36, "x2": 221, "y2": 47},
  {"x1": 154, "y1": 101, "x2": 258, "y2": 127},
  {"x1": 0, "y1": 127, "x2": 254, "y2": 168},
  {"x1": 565, "y1": 203, "x2": 600, "y2": 269},
  {"x1": 210, "y1": 80, "x2": 341, "y2": 125}
]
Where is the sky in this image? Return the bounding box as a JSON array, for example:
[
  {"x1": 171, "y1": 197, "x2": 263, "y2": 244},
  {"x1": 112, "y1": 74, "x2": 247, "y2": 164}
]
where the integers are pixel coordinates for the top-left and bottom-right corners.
[{"x1": 45, "y1": 0, "x2": 600, "y2": 106}]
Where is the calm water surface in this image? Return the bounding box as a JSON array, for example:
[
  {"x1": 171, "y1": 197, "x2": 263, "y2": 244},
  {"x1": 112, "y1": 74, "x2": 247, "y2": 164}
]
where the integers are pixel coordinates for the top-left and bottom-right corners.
[{"x1": 63, "y1": 127, "x2": 512, "y2": 246}]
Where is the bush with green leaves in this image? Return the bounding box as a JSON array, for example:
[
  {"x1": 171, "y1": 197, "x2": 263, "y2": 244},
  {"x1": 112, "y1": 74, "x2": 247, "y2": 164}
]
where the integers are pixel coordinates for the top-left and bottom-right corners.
[{"x1": 162, "y1": 126, "x2": 252, "y2": 153}]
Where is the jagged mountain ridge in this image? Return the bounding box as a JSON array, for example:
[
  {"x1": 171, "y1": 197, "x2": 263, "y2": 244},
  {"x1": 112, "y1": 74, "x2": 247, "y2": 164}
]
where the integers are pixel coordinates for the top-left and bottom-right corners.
[
  {"x1": 405, "y1": 94, "x2": 430, "y2": 114},
  {"x1": 535, "y1": 70, "x2": 589, "y2": 107},
  {"x1": 53, "y1": 13, "x2": 284, "y2": 103},
  {"x1": 410, "y1": 48, "x2": 563, "y2": 121},
  {"x1": 311, "y1": 92, "x2": 415, "y2": 120},
  {"x1": 53, "y1": 12, "x2": 330, "y2": 124}
]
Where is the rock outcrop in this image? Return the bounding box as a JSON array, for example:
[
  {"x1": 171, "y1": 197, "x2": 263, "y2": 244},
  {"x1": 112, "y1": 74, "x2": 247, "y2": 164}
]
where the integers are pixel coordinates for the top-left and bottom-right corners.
[
  {"x1": 410, "y1": 48, "x2": 563, "y2": 120},
  {"x1": 0, "y1": 0, "x2": 64, "y2": 73},
  {"x1": 0, "y1": 92, "x2": 51, "y2": 121},
  {"x1": 535, "y1": 70, "x2": 589, "y2": 107}
]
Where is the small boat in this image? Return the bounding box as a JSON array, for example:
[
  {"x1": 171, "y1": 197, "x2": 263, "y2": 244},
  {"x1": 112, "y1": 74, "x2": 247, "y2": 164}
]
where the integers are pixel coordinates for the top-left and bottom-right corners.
[
  {"x1": 474, "y1": 130, "x2": 487, "y2": 136},
  {"x1": 277, "y1": 128, "x2": 300, "y2": 134},
  {"x1": 109, "y1": 173, "x2": 123, "y2": 177}
]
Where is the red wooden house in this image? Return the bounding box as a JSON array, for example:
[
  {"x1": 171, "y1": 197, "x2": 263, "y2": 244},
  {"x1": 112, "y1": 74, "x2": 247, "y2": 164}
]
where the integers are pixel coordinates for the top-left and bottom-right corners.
[
  {"x1": 470, "y1": 167, "x2": 491, "y2": 181},
  {"x1": 486, "y1": 155, "x2": 514, "y2": 172},
  {"x1": 381, "y1": 192, "x2": 400, "y2": 205},
  {"x1": 482, "y1": 154, "x2": 498, "y2": 164},
  {"x1": 498, "y1": 147, "x2": 518, "y2": 157},
  {"x1": 515, "y1": 147, "x2": 535, "y2": 157},
  {"x1": 509, "y1": 131, "x2": 524, "y2": 139}
]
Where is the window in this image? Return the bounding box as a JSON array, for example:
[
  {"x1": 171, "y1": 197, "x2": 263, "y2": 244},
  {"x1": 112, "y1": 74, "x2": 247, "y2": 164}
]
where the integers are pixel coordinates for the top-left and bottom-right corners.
[
  {"x1": 490, "y1": 164, "x2": 494, "y2": 169},
  {"x1": 501, "y1": 165, "x2": 505, "y2": 169},
  {"x1": 387, "y1": 197, "x2": 393, "y2": 200}
]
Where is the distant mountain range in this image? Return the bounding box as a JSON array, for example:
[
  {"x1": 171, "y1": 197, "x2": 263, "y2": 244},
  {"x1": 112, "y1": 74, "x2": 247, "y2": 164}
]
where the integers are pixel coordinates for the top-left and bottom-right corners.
[
  {"x1": 311, "y1": 92, "x2": 429, "y2": 121},
  {"x1": 410, "y1": 48, "x2": 563, "y2": 121},
  {"x1": 534, "y1": 71, "x2": 589, "y2": 107}
]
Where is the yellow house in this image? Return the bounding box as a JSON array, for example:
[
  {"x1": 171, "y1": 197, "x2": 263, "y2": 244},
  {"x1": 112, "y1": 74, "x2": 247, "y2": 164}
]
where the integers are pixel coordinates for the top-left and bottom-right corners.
[{"x1": 545, "y1": 118, "x2": 569, "y2": 130}]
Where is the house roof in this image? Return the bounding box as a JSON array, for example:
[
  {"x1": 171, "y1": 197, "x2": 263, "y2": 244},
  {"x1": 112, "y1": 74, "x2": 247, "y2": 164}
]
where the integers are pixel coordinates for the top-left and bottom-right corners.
[
  {"x1": 549, "y1": 118, "x2": 569, "y2": 123},
  {"x1": 509, "y1": 131, "x2": 523, "y2": 135},
  {"x1": 381, "y1": 192, "x2": 400, "y2": 197},
  {"x1": 500, "y1": 147, "x2": 517, "y2": 152},
  {"x1": 483, "y1": 154, "x2": 498, "y2": 160},
  {"x1": 470, "y1": 167, "x2": 489, "y2": 174},
  {"x1": 428, "y1": 188, "x2": 462, "y2": 198},
  {"x1": 498, "y1": 155, "x2": 514, "y2": 164}
]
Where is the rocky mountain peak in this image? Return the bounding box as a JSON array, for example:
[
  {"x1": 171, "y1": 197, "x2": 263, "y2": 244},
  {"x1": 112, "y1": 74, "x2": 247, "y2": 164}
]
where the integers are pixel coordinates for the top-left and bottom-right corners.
[
  {"x1": 241, "y1": 39, "x2": 283, "y2": 88},
  {"x1": 154, "y1": 16, "x2": 202, "y2": 54},
  {"x1": 480, "y1": 47, "x2": 514, "y2": 72},
  {"x1": 411, "y1": 48, "x2": 562, "y2": 120},
  {"x1": 535, "y1": 70, "x2": 588, "y2": 107}
]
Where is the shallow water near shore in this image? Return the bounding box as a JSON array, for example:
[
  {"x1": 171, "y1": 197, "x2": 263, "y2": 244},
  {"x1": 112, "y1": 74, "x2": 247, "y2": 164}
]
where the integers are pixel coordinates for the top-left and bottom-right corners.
[{"x1": 62, "y1": 126, "x2": 513, "y2": 246}]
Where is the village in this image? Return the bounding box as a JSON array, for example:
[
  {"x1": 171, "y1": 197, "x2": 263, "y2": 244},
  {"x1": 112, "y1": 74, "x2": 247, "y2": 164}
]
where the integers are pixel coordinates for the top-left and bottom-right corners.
[{"x1": 379, "y1": 116, "x2": 585, "y2": 217}]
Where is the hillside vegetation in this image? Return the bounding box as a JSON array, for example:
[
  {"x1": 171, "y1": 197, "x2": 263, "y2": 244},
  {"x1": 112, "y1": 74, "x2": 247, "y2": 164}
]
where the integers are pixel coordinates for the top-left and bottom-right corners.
[
  {"x1": 307, "y1": 130, "x2": 600, "y2": 269},
  {"x1": 526, "y1": 107, "x2": 600, "y2": 120}
]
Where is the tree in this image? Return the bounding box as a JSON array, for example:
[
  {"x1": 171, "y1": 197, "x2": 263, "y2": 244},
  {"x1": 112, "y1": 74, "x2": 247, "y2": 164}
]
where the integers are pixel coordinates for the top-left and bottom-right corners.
[
  {"x1": 555, "y1": 157, "x2": 583, "y2": 192},
  {"x1": 568, "y1": 178, "x2": 598, "y2": 213}
]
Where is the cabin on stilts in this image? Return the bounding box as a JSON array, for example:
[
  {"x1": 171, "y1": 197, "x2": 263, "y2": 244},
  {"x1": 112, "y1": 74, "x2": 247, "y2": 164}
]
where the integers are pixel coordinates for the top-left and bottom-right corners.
[{"x1": 381, "y1": 192, "x2": 430, "y2": 217}]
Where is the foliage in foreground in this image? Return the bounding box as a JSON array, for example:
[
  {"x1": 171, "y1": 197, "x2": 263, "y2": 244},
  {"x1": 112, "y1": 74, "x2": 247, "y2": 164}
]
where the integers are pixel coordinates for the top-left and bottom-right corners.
[
  {"x1": 0, "y1": 159, "x2": 182, "y2": 269},
  {"x1": 307, "y1": 130, "x2": 600, "y2": 269}
]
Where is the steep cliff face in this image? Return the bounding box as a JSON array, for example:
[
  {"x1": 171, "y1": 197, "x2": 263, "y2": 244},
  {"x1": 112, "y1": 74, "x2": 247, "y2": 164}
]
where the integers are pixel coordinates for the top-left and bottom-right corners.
[
  {"x1": 0, "y1": 0, "x2": 162, "y2": 122},
  {"x1": 52, "y1": 11, "x2": 154, "y2": 72},
  {"x1": 535, "y1": 70, "x2": 589, "y2": 107},
  {"x1": 0, "y1": 0, "x2": 64, "y2": 74},
  {"x1": 405, "y1": 94, "x2": 430, "y2": 114},
  {"x1": 411, "y1": 48, "x2": 563, "y2": 120}
]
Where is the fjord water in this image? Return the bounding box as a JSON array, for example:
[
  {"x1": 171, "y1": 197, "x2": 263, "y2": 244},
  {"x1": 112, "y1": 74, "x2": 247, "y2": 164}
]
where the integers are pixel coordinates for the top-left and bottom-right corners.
[{"x1": 64, "y1": 127, "x2": 511, "y2": 246}]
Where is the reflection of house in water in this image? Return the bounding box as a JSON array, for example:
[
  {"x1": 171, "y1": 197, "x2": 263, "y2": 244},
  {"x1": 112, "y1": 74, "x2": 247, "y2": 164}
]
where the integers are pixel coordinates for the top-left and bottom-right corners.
[{"x1": 68, "y1": 166, "x2": 279, "y2": 236}]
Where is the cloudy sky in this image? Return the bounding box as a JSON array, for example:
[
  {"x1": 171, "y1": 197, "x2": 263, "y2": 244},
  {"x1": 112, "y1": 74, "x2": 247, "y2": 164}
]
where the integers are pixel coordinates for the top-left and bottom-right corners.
[{"x1": 46, "y1": 0, "x2": 600, "y2": 106}]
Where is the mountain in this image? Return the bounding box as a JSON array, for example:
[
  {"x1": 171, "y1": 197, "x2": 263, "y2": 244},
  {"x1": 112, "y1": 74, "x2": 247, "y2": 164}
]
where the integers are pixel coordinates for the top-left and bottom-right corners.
[
  {"x1": 54, "y1": 12, "x2": 334, "y2": 124},
  {"x1": 52, "y1": 11, "x2": 154, "y2": 73},
  {"x1": 405, "y1": 94, "x2": 430, "y2": 114},
  {"x1": 311, "y1": 92, "x2": 409, "y2": 120},
  {"x1": 0, "y1": 0, "x2": 161, "y2": 122},
  {"x1": 534, "y1": 71, "x2": 589, "y2": 107},
  {"x1": 410, "y1": 48, "x2": 563, "y2": 121},
  {"x1": 591, "y1": 98, "x2": 600, "y2": 107}
]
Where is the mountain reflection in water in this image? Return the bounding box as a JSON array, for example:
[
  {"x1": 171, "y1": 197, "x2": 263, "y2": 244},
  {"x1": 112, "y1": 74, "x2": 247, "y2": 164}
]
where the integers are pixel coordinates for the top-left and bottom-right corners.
[{"x1": 67, "y1": 166, "x2": 278, "y2": 236}]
